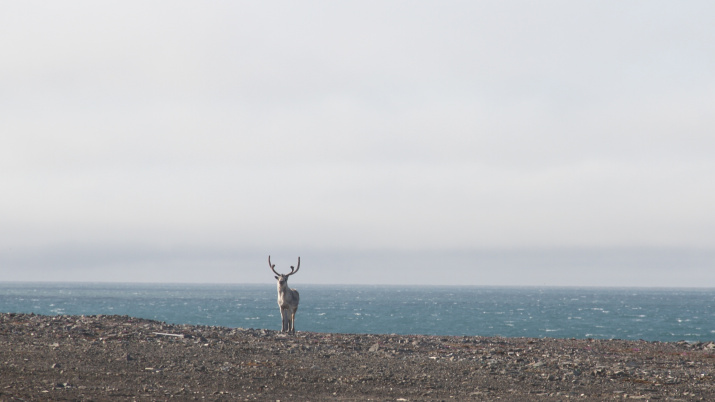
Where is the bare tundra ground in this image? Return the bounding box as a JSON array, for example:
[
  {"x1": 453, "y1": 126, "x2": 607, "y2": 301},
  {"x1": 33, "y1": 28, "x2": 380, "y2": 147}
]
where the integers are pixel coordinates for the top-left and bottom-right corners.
[{"x1": 1, "y1": 313, "x2": 713, "y2": 401}]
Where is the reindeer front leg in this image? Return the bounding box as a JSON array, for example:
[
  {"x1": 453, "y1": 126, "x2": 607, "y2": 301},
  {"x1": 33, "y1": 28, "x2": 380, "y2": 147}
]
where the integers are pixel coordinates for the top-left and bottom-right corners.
[
  {"x1": 281, "y1": 307, "x2": 291, "y2": 332},
  {"x1": 289, "y1": 308, "x2": 297, "y2": 334}
]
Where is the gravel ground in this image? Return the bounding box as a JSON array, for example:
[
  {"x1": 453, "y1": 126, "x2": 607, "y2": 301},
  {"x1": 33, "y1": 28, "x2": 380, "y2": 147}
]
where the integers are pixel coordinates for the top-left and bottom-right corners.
[{"x1": 1, "y1": 313, "x2": 713, "y2": 401}]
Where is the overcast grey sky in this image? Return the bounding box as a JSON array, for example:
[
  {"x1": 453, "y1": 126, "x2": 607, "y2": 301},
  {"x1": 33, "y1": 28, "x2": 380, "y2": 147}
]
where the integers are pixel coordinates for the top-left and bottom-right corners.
[{"x1": 2, "y1": 1, "x2": 714, "y2": 286}]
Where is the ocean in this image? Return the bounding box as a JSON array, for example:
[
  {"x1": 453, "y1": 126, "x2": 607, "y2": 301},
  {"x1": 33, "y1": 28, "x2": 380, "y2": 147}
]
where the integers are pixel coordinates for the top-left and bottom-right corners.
[{"x1": 1, "y1": 282, "x2": 713, "y2": 343}]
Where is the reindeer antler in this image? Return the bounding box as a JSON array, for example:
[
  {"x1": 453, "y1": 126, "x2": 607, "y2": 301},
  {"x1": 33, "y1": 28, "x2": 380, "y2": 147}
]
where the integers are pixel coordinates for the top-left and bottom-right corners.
[
  {"x1": 268, "y1": 255, "x2": 280, "y2": 276},
  {"x1": 269, "y1": 255, "x2": 300, "y2": 276},
  {"x1": 288, "y1": 256, "x2": 300, "y2": 276}
]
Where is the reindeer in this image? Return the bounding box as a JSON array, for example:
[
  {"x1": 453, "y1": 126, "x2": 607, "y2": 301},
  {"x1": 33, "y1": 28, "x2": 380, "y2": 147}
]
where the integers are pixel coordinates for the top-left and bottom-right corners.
[{"x1": 268, "y1": 255, "x2": 301, "y2": 334}]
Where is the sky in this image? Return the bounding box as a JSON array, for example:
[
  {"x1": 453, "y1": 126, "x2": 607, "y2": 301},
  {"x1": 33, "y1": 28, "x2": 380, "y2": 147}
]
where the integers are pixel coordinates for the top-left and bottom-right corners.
[{"x1": 1, "y1": 1, "x2": 714, "y2": 287}]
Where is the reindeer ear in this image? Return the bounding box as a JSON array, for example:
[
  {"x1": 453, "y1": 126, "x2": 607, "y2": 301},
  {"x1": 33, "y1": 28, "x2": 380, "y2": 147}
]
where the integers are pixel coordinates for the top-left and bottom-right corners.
[{"x1": 275, "y1": 276, "x2": 279, "y2": 280}]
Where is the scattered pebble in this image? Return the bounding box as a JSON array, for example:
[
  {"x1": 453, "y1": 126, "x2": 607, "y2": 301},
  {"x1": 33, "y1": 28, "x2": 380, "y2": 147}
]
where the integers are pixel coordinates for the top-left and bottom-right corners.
[{"x1": 0, "y1": 313, "x2": 713, "y2": 400}]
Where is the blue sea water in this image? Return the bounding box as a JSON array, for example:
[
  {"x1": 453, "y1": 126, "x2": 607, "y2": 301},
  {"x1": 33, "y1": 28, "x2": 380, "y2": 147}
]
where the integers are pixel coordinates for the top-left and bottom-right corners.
[{"x1": 0, "y1": 283, "x2": 713, "y2": 342}]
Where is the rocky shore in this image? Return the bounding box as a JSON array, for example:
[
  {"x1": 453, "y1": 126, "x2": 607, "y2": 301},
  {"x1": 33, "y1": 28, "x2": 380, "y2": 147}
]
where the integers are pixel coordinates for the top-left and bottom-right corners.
[{"x1": 1, "y1": 313, "x2": 713, "y2": 400}]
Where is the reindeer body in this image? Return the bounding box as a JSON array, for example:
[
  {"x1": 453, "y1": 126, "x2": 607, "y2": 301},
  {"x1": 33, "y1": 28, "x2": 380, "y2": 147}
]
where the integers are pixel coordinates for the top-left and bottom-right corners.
[
  {"x1": 269, "y1": 256, "x2": 301, "y2": 334},
  {"x1": 276, "y1": 278, "x2": 299, "y2": 333}
]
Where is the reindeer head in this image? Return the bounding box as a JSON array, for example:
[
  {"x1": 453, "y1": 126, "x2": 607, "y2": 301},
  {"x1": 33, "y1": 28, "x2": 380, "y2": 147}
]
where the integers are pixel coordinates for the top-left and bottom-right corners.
[{"x1": 268, "y1": 256, "x2": 300, "y2": 287}]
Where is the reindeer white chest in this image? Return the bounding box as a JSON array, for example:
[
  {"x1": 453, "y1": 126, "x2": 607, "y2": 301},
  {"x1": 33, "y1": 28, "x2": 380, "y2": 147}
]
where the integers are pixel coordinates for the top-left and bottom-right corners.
[
  {"x1": 269, "y1": 256, "x2": 301, "y2": 334},
  {"x1": 276, "y1": 280, "x2": 299, "y2": 308}
]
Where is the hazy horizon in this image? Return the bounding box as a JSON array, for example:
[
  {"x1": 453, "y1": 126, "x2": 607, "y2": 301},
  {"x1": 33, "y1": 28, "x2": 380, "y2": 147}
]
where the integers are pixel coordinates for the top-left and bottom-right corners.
[{"x1": 3, "y1": 247, "x2": 713, "y2": 287}]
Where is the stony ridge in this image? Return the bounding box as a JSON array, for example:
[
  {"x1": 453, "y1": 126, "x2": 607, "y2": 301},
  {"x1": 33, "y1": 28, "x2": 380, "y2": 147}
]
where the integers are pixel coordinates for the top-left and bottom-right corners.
[{"x1": 1, "y1": 313, "x2": 713, "y2": 400}]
